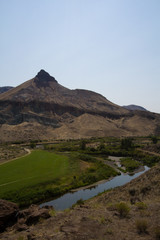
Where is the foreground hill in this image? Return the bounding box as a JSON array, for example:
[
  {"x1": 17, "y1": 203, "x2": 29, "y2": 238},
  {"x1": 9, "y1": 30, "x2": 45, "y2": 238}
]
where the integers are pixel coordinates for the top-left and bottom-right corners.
[{"x1": 0, "y1": 70, "x2": 159, "y2": 142}]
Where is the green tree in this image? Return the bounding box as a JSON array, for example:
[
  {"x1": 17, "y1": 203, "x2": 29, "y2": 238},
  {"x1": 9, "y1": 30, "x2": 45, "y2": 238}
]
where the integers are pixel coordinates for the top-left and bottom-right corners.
[
  {"x1": 151, "y1": 136, "x2": 158, "y2": 144},
  {"x1": 30, "y1": 142, "x2": 36, "y2": 149},
  {"x1": 98, "y1": 142, "x2": 105, "y2": 151},
  {"x1": 80, "y1": 140, "x2": 86, "y2": 150},
  {"x1": 120, "y1": 138, "x2": 133, "y2": 150}
]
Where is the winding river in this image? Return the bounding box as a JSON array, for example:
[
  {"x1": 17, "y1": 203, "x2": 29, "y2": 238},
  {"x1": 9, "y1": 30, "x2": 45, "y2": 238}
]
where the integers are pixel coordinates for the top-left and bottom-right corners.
[{"x1": 40, "y1": 165, "x2": 149, "y2": 211}]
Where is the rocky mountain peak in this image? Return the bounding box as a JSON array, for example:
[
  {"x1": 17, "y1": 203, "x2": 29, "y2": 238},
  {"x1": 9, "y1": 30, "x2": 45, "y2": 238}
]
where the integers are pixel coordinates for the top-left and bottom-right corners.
[
  {"x1": 36, "y1": 69, "x2": 50, "y2": 79},
  {"x1": 35, "y1": 69, "x2": 57, "y2": 87}
]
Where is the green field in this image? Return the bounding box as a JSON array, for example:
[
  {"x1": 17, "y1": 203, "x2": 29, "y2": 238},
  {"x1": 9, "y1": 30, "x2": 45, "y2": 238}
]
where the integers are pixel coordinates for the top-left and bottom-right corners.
[
  {"x1": 0, "y1": 149, "x2": 118, "y2": 206},
  {"x1": 0, "y1": 150, "x2": 81, "y2": 206},
  {"x1": 0, "y1": 150, "x2": 70, "y2": 187}
]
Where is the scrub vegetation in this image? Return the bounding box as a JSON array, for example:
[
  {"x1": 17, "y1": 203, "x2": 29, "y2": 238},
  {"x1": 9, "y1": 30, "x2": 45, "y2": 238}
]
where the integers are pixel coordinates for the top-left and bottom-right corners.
[{"x1": 120, "y1": 157, "x2": 140, "y2": 172}]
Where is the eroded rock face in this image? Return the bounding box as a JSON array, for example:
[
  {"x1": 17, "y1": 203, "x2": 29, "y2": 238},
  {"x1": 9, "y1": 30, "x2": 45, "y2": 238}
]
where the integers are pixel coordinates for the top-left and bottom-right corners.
[{"x1": 0, "y1": 199, "x2": 19, "y2": 232}]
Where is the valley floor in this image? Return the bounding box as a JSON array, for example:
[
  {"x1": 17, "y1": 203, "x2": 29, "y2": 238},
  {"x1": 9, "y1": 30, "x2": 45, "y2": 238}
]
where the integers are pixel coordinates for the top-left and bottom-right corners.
[
  {"x1": 0, "y1": 137, "x2": 160, "y2": 239},
  {"x1": 1, "y1": 162, "x2": 160, "y2": 240}
]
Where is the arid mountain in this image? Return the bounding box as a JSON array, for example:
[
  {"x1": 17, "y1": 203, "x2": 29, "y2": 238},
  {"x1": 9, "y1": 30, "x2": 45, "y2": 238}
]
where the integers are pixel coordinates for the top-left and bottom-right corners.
[
  {"x1": 123, "y1": 104, "x2": 147, "y2": 111},
  {"x1": 0, "y1": 70, "x2": 159, "y2": 142},
  {"x1": 0, "y1": 87, "x2": 13, "y2": 94}
]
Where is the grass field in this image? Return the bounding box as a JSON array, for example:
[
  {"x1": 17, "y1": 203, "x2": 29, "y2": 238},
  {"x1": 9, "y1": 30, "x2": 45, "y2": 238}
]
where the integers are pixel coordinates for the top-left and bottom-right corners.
[
  {"x1": 0, "y1": 149, "x2": 118, "y2": 207},
  {"x1": 0, "y1": 150, "x2": 71, "y2": 190},
  {"x1": 0, "y1": 150, "x2": 81, "y2": 206}
]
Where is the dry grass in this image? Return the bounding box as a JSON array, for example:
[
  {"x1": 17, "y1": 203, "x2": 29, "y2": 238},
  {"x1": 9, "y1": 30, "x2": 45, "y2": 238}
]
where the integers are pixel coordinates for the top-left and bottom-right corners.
[{"x1": 135, "y1": 218, "x2": 148, "y2": 234}]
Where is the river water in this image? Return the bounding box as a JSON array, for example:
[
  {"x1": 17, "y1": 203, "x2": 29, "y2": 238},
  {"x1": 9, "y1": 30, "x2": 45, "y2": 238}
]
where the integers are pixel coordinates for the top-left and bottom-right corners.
[{"x1": 40, "y1": 165, "x2": 149, "y2": 211}]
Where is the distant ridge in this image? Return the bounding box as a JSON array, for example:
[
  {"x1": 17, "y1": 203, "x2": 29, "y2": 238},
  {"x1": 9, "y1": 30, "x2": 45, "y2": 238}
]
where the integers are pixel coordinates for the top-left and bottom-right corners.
[
  {"x1": 123, "y1": 104, "x2": 147, "y2": 111},
  {"x1": 0, "y1": 70, "x2": 159, "y2": 142},
  {"x1": 0, "y1": 86, "x2": 13, "y2": 94}
]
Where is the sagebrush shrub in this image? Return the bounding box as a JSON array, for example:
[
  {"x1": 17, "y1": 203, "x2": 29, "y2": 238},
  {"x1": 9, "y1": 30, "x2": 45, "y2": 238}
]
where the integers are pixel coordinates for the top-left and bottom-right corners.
[
  {"x1": 136, "y1": 202, "x2": 147, "y2": 210},
  {"x1": 116, "y1": 202, "x2": 130, "y2": 218}
]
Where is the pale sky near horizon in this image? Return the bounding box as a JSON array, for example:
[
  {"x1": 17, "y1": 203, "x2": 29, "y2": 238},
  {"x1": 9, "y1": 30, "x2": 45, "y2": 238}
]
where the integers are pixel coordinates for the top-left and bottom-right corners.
[{"x1": 0, "y1": 0, "x2": 160, "y2": 113}]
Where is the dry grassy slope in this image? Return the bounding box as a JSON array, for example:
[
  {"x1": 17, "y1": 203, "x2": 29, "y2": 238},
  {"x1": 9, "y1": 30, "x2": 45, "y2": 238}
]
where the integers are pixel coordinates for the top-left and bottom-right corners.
[
  {"x1": 0, "y1": 122, "x2": 56, "y2": 142},
  {"x1": 54, "y1": 113, "x2": 160, "y2": 139},
  {"x1": 0, "y1": 113, "x2": 158, "y2": 142},
  {"x1": 1, "y1": 164, "x2": 160, "y2": 240}
]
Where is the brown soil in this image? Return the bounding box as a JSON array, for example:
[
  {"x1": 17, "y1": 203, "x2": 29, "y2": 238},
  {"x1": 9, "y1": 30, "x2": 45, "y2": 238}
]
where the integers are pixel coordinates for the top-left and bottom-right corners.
[{"x1": 1, "y1": 162, "x2": 160, "y2": 240}]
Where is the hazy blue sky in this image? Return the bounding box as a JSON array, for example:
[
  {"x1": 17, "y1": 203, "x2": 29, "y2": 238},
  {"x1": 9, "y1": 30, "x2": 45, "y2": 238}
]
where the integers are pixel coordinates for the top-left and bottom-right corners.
[{"x1": 0, "y1": 0, "x2": 160, "y2": 113}]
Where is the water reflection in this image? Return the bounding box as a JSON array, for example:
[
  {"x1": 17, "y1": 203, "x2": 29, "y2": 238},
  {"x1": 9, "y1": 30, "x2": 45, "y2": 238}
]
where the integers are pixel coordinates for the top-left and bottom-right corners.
[{"x1": 40, "y1": 166, "x2": 149, "y2": 211}]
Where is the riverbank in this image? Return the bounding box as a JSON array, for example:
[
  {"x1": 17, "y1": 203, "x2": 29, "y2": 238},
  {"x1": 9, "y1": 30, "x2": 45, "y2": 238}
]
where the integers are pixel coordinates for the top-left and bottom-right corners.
[
  {"x1": 70, "y1": 164, "x2": 145, "y2": 193},
  {"x1": 40, "y1": 166, "x2": 149, "y2": 210},
  {"x1": 70, "y1": 178, "x2": 113, "y2": 192}
]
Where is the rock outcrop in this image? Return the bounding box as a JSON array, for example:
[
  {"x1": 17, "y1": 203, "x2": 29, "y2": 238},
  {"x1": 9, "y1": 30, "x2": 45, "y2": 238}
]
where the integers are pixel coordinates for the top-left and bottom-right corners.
[
  {"x1": 0, "y1": 199, "x2": 53, "y2": 233},
  {"x1": 0, "y1": 199, "x2": 19, "y2": 232},
  {"x1": 18, "y1": 204, "x2": 52, "y2": 226}
]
